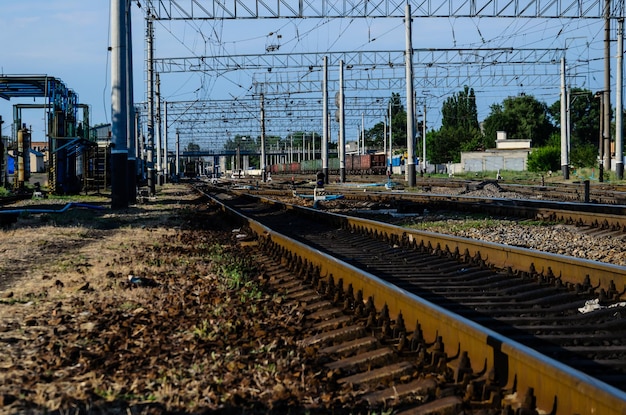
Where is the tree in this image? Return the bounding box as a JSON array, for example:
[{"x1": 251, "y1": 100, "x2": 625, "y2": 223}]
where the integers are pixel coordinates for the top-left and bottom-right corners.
[
  {"x1": 548, "y1": 88, "x2": 601, "y2": 148},
  {"x1": 441, "y1": 86, "x2": 479, "y2": 132},
  {"x1": 429, "y1": 86, "x2": 483, "y2": 164},
  {"x1": 483, "y1": 94, "x2": 555, "y2": 148},
  {"x1": 363, "y1": 93, "x2": 407, "y2": 150},
  {"x1": 547, "y1": 88, "x2": 601, "y2": 168},
  {"x1": 185, "y1": 142, "x2": 200, "y2": 152}
]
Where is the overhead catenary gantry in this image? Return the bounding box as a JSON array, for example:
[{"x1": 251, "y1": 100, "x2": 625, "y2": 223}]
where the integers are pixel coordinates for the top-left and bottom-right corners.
[
  {"x1": 146, "y1": 0, "x2": 623, "y2": 19},
  {"x1": 142, "y1": 95, "x2": 388, "y2": 147},
  {"x1": 153, "y1": 47, "x2": 571, "y2": 94},
  {"x1": 154, "y1": 48, "x2": 564, "y2": 73},
  {"x1": 151, "y1": 46, "x2": 571, "y2": 181},
  {"x1": 131, "y1": 0, "x2": 624, "y2": 194}
]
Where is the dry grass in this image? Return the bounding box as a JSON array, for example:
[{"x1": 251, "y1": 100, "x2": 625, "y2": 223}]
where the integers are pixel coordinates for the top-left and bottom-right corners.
[{"x1": 0, "y1": 185, "x2": 364, "y2": 415}]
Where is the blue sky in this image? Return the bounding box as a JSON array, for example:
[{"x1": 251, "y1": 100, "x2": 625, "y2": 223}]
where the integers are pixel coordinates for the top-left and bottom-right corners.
[{"x1": 0, "y1": 1, "x2": 612, "y2": 147}]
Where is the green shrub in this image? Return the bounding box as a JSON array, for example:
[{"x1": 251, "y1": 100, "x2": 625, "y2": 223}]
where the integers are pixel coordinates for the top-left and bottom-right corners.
[{"x1": 527, "y1": 146, "x2": 560, "y2": 172}]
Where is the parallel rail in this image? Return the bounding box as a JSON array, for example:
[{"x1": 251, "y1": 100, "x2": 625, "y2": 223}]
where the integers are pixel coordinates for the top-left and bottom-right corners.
[
  {"x1": 199, "y1": 186, "x2": 626, "y2": 415},
  {"x1": 247, "y1": 185, "x2": 626, "y2": 231}
]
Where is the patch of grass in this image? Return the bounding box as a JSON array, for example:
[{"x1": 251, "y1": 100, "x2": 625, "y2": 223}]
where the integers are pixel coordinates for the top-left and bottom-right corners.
[{"x1": 406, "y1": 217, "x2": 513, "y2": 232}]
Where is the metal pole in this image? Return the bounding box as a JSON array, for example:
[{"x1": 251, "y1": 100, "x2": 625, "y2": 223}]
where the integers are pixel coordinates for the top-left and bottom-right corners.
[
  {"x1": 603, "y1": 0, "x2": 612, "y2": 173},
  {"x1": 405, "y1": 2, "x2": 416, "y2": 187},
  {"x1": 260, "y1": 93, "x2": 267, "y2": 182},
  {"x1": 164, "y1": 100, "x2": 168, "y2": 183},
  {"x1": 110, "y1": 0, "x2": 128, "y2": 208},
  {"x1": 567, "y1": 86, "x2": 571, "y2": 168},
  {"x1": 617, "y1": 18, "x2": 624, "y2": 179},
  {"x1": 176, "y1": 130, "x2": 180, "y2": 179},
  {"x1": 361, "y1": 112, "x2": 365, "y2": 155},
  {"x1": 422, "y1": 103, "x2": 426, "y2": 174},
  {"x1": 560, "y1": 57, "x2": 569, "y2": 179},
  {"x1": 146, "y1": 4, "x2": 155, "y2": 195},
  {"x1": 339, "y1": 59, "x2": 346, "y2": 183},
  {"x1": 155, "y1": 72, "x2": 162, "y2": 185},
  {"x1": 126, "y1": 0, "x2": 137, "y2": 203},
  {"x1": 389, "y1": 101, "x2": 393, "y2": 173},
  {"x1": 383, "y1": 115, "x2": 387, "y2": 167},
  {"x1": 599, "y1": 93, "x2": 604, "y2": 182},
  {"x1": 322, "y1": 56, "x2": 329, "y2": 183}
]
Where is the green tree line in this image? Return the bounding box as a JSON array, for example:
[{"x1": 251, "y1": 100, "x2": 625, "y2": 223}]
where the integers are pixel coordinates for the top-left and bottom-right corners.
[{"x1": 363, "y1": 87, "x2": 608, "y2": 173}]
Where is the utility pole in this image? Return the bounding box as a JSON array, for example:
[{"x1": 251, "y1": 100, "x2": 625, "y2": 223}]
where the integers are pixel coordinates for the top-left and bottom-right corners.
[
  {"x1": 361, "y1": 112, "x2": 365, "y2": 155},
  {"x1": 126, "y1": 0, "x2": 136, "y2": 203},
  {"x1": 175, "y1": 130, "x2": 180, "y2": 179},
  {"x1": 560, "y1": 57, "x2": 569, "y2": 179},
  {"x1": 164, "y1": 100, "x2": 168, "y2": 183},
  {"x1": 155, "y1": 72, "x2": 162, "y2": 185},
  {"x1": 405, "y1": 2, "x2": 416, "y2": 187},
  {"x1": 603, "y1": 0, "x2": 612, "y2": 175},
  {"x1": 339, "y1": 59, "x2": 346, "y2": 183},
  {"x1": 422, "y1": 103, "x2": 426, "y2": 174},
  {"x1": 146, "y1": 1, "x2": 156, "y2": 196},
  {"x1": 617, "y1": 18, "x2": 624, "y2": 179},
  {"x1": 110, "y1": 0, "x2": 129, "y2": 209},
  {"x1": 389, "y1": 101, "x2": 393, "y2": 174},
  {"x1": 260, "y1": 93, "x2": 267, "y2": 182},
  {"x1": 322, "y1": 56, "x2": 329, "y2": 183}
]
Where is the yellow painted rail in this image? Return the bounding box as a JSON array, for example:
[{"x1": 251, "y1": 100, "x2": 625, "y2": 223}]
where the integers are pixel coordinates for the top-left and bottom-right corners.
[{"x1": 209, "y1": 191, "x2": 626, "y2": 414}]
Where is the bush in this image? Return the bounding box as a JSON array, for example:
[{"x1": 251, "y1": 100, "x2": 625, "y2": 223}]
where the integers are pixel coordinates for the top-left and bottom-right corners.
[
  {"x1": 527, "y1": 146, "x2": 560, "y2": 172},
  {"x1": 570, "y1": 142, "x2": 598, "y2": 168}
]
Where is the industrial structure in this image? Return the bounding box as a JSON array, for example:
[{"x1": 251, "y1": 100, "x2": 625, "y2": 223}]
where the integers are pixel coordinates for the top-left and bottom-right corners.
[{"x1": 0, "y1": 75, "x2": 99, "y2": 194}]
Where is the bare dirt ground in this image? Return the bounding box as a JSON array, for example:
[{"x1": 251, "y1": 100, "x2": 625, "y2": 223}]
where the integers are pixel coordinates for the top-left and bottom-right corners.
[{"x1": 0, "y1": 185, "x2": 359, "y2": 415}]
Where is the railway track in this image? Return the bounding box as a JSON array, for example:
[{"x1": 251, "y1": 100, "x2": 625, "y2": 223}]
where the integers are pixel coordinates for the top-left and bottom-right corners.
[
  {"x1": 238, "y1": 180, "x2": 626, "y2": 234},
  {"x1": 264, "y1": 173, "x2": 626, "y2": 205},
  {"x1": 197, "y1": 184, "x2": 626, "y2": 415}
]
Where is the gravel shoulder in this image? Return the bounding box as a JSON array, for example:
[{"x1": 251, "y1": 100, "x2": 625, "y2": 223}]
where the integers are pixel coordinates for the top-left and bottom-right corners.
[{"x1": 0, "y1": 185, "x2": 353, "y2": 414}]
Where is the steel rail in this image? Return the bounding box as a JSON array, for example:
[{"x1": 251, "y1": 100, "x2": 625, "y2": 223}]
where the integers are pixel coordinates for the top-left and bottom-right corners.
[
  {"x1": 266, "y1": 195, "x2": 626, "y2": 292},
  {"x1": 201, "y1": 187, "x2": 626, "y2": 414},
  {"x1": 251, "y1": 186, "x2": 626, "y2": 231}
]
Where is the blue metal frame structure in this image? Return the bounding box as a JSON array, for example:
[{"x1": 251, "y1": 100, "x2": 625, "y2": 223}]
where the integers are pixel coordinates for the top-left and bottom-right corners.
[{"x1": 0, "y1": 75, "x2": 91, "y2": 193}]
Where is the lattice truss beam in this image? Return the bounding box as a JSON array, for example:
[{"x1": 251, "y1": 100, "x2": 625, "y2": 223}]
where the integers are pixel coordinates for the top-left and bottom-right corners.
[
  {"x1": 151, "y1": 46, "x2": 581, "y2": 146},
  {"x1": 155, "y1": 48, "x2": 573, "y2": 94},
  {"x1": 146, "y1": 0, "x2": 624, "y2": 19},
  {"x1": 141, "y1": 1, "x2": 616, "y2": 151},
  {"x1": 141, "y1": 96, "x2": 390, "y2": 143},
  {"x1": 154, "y1": 48, "x2": 562, "y2": 73}
]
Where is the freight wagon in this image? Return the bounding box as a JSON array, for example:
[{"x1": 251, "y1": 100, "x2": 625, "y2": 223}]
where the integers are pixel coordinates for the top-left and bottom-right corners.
[{"x1": 268, "y1": 153, "x2": 388, "y2": 176}]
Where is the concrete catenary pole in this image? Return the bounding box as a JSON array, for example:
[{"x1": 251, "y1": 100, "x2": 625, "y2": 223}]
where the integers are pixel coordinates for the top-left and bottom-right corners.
[
  {"x1": 164, "y1": 100, "x2": 168, "y2": 183},
  {"x1": 389, "y1": 101, "x2": 393, "y2": 173},
  {"x1": 175, "y1": 130, "x2": 180, "y2": 179},
  {"x1": 339, "y1": 59, "x2": 346, "y2": 183},
  {"x1": 145, "y1": 3, "x2": 156, "y2": 195},
  {"x1": 126, "y1": 0, "x2": 137, "y2": 203},
  {"x1": 361, "y1": 112, "x2": 365, "y2": 155},
  {"x1": 155, "y1": 72, "x2": 162, "y2": 185},
  {"x1": 560, "y1": 57, "x2": 569, "y2": 179},
  {"x1": 110, "y1": 0, "x2": 129, "y2": 209},
  {"x1": 603, "y1": 0, "x2": 612, "y2": 174},
  {"x1": 322, "y1": 56, "x2": 329, "y2": 183},
  {"x1": 405, "y1": 2, "x2": 416, "y2": 187},
  {"x1": 423, "y1": 103, "x2": 426, "y2": 173},
  {"x1": 260, "y1": 93, "x2": 267, "y2": 182},
  {"x1": 616, "y1": 18, "x2": 624, "y2": 179}
]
